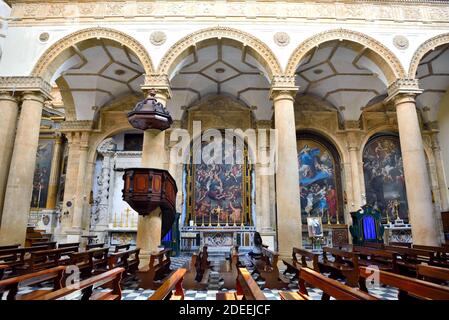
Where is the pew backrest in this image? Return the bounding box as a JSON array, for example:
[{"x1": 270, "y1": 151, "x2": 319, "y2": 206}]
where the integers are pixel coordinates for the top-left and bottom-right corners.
[
  {"x1": 0, "y1": 265, "x2": 65, "y2": 300},
  {"x1": 292, "y1": 247, "x2": 320, "y2": 271},
  {"x1": 86, "y1": 243, "x2": 105, "y2": 250},
  {"x1": 58, "y1": 242, "x2": 80, "y2": 249},
  {"x1": 32, "y1": 241, "x2": 57, "y2": 249},
  {"x1": 148, "y1": 268, "x2": 187, "y2": 300},
  {"x1": 37, "y1": 267, "x2": 125, "y2": 300},
  {"x1": 236, "y1": 267, "x2": 267, "y2": 300},
  {"x1": 417, "y1": 264, "x2": 449, "y2": 283},
  {"x1": 0, "y1": 244, "x2": 20, "y2": 251},
  {"x1": 299, "y1": 267, "x2": 377, "y2": 300},
  {"x1": 359, "y1": 266, "x2": 449, "y2": 300},
  {"x1": 114, "y1": 243, "x2": 131, "y2": 253}
]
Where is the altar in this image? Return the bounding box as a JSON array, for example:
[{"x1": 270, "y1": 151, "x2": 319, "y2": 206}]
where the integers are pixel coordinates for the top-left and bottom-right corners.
[{"x1": 180, "y1": 225, "x2": 256, "y2": 253}]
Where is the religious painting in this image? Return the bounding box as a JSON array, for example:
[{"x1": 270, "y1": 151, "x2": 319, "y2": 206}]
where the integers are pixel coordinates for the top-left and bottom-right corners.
[
  {"x1": 187, "y1": 138, "x2": 253, "y2": 226},
  {"x1": 363, "y1": 134, "x2": 408, "y2": 223},
  {"x1": 124, "y1": 133, "x2": 143, "y2": 151},
  {"x1": 298, "y1": 133, "x2": 343, "y2": 225},
  {"x1": 307, "y1": 217, "x2": 324, "y2": 238},
  {"x1": 31, "y1": 139, "x2": 54, "y2": 208}
]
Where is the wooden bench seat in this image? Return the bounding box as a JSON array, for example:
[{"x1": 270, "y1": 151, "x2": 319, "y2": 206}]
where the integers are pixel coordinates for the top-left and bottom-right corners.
[
  {"x1": 108, "y1": 248, "x2": 140, "y2": 279},
  {"x1": 384, "y1": 245, "x2": 435, "y2": 276},
  {"x1": 37, "y1": 267, "x2": 125, "y2": 300},
  {"x1": 280, "y1": 267, "x2": 377, "y2": 300},
  {"x1": 14, "y1": 246, "x2": 79, "y2": 274},
  {"x1": 254, "y1": 247, "x2": 289, "y2": 289},
  {"x1": 359, "y1": 266, "x2": 449, "y2": 300},
  {"x1": 283, "y1": 247, "x2": 320, "y2": 280},
  {"x1": 352, "y1": 246, "x2": 396, "y2": 272},
  {"x1": 0, "y1": 245, "x2": 51, "y2": 272},
  {"x1": 148, "y1": 268, "x2": 187, "y2": 300},
  {"x1": 416, "y1": 264, "x2": 449, "y2": 285},
  {"x1": 88, "y1": 247, "x2": 109, "y2": 274},
  {"x1": 114, "y1": 243, "x2": 132, "y2": 253},
  {"x1": 217, "y1": 267, "x2": 267, "y2": 300},
  {"x1": 0, "y1": 265, "x2": 66, "y2": 300},
  {"x1": 319, "y1": 247, "x2": 359, "y2": 287},
  {"x1": 219, "y1": 246, "x2": 240, "y2": 289},
  {"x1": 137, "y1": 248, "x2": 173, "y2": 289},
  {"x1": 413, "y1": 245, "x2": 449, "y2": 268}
]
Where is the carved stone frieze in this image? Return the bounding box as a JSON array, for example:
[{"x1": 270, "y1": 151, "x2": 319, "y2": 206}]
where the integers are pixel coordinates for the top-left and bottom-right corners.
[{"x1": 0, "y1": 76, "x2": 52, "y2": 98}]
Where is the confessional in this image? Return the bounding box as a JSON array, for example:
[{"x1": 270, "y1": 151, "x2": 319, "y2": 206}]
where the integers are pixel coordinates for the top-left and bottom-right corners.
[{"x1": 349, "y1": 205, "x2": 384, "y2": 246}]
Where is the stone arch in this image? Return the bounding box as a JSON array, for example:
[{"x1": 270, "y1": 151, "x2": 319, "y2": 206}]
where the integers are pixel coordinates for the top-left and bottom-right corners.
[
  {"x1": 408, "y1": 32, "x2": 449, "y2": 78},
  {"x1": 31, "y1": 27, "x2": 154, "y2": 81},
  {"x1": 285, "y1": 29, "x2": 406, "y2": 84},
  {"x1": 360, "y1": 125, "x2": 399, "y2": 159},
  {"x1": 157, "y1": 26, "x2": 282, "y2": 79}
]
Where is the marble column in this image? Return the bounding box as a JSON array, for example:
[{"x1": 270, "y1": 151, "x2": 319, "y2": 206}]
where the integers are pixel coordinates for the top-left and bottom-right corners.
[
  {"x1": 0, "y1": 92, "x2": 45, "y2": 245},
  {"x1": 272, "y1": 88, "x2": 301, "y2": 256},
  {"x1": 0, "y1": 92, "x2": 19, "y2": 218},
  {"x1": 431, "y1": 134, "x2": 449, "y2": 211},
  {"x1": 46, "y1": 133, "x2": 63, "y2": 209},
  {"x1": 71, "y1": 131, "x2": 90, "y2": 234},
  {"x1": 393, "y1": 91, "x2": 439, "y2": 245},
  {"x1": 137, "y1": 89, "x2": 170, "y2": 269}
]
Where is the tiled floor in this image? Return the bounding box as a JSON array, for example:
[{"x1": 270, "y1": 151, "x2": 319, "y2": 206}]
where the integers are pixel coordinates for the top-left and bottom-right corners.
[{"x1": 2, "y1": 253, "x2": 399, "y2": 300}]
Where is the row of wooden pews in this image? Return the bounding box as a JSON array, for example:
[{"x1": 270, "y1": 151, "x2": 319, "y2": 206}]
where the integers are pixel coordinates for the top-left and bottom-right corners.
[{"x1": 281, "y1": 244, "x2": 449, "y2": 300}]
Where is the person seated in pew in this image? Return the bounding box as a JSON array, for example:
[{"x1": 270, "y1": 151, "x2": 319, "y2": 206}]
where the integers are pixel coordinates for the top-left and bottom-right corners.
[{"x1": 247, "y1": 232, "x2": 263, "y2": 259}]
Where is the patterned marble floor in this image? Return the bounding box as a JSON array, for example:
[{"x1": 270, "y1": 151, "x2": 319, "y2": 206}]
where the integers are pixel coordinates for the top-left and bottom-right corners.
[{"x1": 2, "y1": 253, "x2": 399, "y2": 300}]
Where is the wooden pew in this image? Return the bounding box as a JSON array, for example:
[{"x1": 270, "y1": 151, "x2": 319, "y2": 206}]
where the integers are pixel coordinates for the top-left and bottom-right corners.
[
  {"x1": 108, "y1": 248, "x2": 140, "y2": 279},
  {"x1": 220, "y1": 246, "x2": 241, "y2": 289},
  {"x1": 137, "y1": 248, "x2": 173, "y2": 289},
  {"x1": 279, "y1": 267, "x2": 378, "y2": 300},
  {"x1": 217, "y1": 267, "x2": 267, "y2": 300},
  {"x1": 114, "y1": 243, "x2": 131, "y2": 253},
  {"x1": 0, "y1": 266, "x2": 65, "y2": 300},
  {"x1": 183, "y1": 253, "x2": 209, "y2": 290},
  {"x1": 88, "y1": 247, "x2": 109, "y2": 274},
  {"x1": 199, "y1": 245, "x2": 212, "y2": 270},
  {"x1": 86, "y1": 242, "x2": 105, "y2": 250},
  {"x1": 352, "y1": 246, "x2": 396, "y2": 272},
  {"x1": 359, "y1": 266, "x2": 449, "y2": 300},
  {"x1": 416, "y1": 264, "x2": 449, "y2": 285},
  {"x1": 385, "y1": 245, "x2": 435, "y2": 276},
  {"x1": 364, "y1": 242, "x2": 384, "y2": 249},
  {"x1": 283, "y1": 247, "x2": 320, "y2": 279},
  {"x1": 32, "y1": 241, "x2": 57, "y2": 249},
  {"x1": 253, "y1": 247, "x2": 289, "y2": 289},
  {"x1": 15, "y1": 246, "x2": 79, "y2": 274},
  {"x1": 0, "y1": 244, "x2": 20, "y2": 251},
  {"x1": 413, "y1": 244, "x2": 449, "y2": 268},
  {"x1": 389, "y1": 242, "x2": 411, "y2": 248},
  {"x1": 0, "y1": 245, "x2": 63, "y2": 274},
  {"x1": 319, "y1": 247, "x2": 359, "y2": 287},
  {"x1": 58, "y1": 242, "x2": 80, "y2": 249},
  {"x1": 66, "y1": 251, "x2": 92, "y2": 278},
  {"x1": 148, "y1": 268, "x2": 187, "y2": 300},
  {"x1": 37, "y1": 267, "x2": 125, "y2": 300}
]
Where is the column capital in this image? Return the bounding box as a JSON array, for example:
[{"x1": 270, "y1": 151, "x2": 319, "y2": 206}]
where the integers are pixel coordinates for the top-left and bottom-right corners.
[
  {"x1": 269, "y1": 75, "x2": 298, "y2": 100},
  {"x1": 0, "y1": 91, "x2": 19, "y2": 103},
  {"x1": 141, "y1": 73, "x2": 172, "y2": 100},
  {"x1": 386, "y1": 78, "x2": 423, "y2": 103},
  {"x1": 0, "y1": 76, "x2": 52, "y2": 99}
]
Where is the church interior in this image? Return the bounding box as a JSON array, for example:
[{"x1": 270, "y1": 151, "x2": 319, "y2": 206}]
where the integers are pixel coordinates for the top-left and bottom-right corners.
[{"x1": 0, "y1": 0, "x2": 449, "y2": 301}]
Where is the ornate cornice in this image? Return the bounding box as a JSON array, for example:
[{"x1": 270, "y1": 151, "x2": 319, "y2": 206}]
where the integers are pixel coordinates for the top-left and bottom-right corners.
[
  {"x1": 0, "y1": 76, "x2": 52, "y2": 98},
  {"x1": 285, "y1": 29, "x2": 406, "y2": 82},
  {"x1": 59, "y1": 120, "x2": 94, "y2": 132},
  {"x1": 157, "y1": 26, "x2": 282, "y2": 78},
  {"x1": 8, "y1": 1, "x2": 449, "y2": 26},
  {"x1": 31, "y1": 27, "x2": 154, "y2": 80},
  {"x1": 387, "y1": 78, "x2": 423, "y2": 101}
]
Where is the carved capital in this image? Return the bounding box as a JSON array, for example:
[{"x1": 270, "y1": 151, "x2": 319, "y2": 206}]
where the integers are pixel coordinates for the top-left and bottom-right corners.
[
  {"x1": 270, "y1": 75, "x2": 298, "y2": 100},
  {"x1": 0, "y1": 76, "x2": 52, "y2": 99},
  {"x1": 141, "y1": 73, "x2": 172, "y2": 100},
  {"x1": 387, "y1": 79, "x2": 422, "y2": 103}
]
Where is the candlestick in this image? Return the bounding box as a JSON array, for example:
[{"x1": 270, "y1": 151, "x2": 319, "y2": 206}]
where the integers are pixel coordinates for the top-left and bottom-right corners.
[{"x1": 125, "y1": 207, "x2": 131, "y2": 228}]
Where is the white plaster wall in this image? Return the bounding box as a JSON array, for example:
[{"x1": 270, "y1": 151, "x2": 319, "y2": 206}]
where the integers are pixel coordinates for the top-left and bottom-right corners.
[
  {"x1": 0, "y1": 1, "x2": 11, "y2": 63},
  {"x1": 1, "y1": 19, "x2": 449, "y2": 77}
]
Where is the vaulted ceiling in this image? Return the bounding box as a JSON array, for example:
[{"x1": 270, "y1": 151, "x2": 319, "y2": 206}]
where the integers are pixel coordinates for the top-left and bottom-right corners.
[
  {"x1": 295, "y1": 40, "x2": 389, "y2": 121},
  {"x1": 167, "y1": 38, "x2": 271, "y2": 121},
  {"x1": 51, "y1": 38, "x2": 145, "y2": 120},
  {"x1": 415, "y1": 43, "x2": 449, "y2": 121}
]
